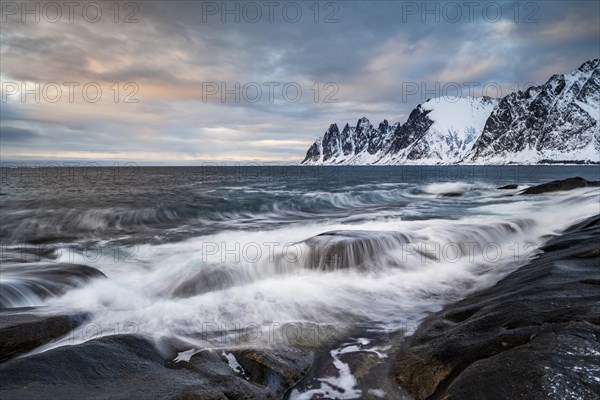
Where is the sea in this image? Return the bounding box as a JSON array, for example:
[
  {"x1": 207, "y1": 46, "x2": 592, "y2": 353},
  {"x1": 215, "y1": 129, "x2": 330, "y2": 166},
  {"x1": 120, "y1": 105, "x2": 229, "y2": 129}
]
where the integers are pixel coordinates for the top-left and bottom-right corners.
[{"x1": 1, "y1": 165, "x2": 599, "y2": 398}]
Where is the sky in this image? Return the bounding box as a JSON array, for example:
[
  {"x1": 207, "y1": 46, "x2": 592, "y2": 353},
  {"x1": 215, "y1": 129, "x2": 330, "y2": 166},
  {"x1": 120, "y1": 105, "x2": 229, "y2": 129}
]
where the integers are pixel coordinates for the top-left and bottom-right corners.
[{"x1": 1, "y1": 0, "x2": 599, "y2": 164}]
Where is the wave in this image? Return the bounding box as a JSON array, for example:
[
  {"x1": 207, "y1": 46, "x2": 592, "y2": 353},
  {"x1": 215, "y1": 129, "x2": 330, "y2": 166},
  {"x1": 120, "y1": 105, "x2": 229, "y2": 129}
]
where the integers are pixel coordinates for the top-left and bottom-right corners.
[
  {"x1": 0, "y1": 263, "x2": 105, "y2": 308},
  {"x1": 12, "y1": 187, "x2": 594, "y2": 356},
  {"x1": 419, "y1": 182, "x2": 494, "y2": 196},
  {"x1": 0, "y1": 181, "x2": 502, "y2": 245}
]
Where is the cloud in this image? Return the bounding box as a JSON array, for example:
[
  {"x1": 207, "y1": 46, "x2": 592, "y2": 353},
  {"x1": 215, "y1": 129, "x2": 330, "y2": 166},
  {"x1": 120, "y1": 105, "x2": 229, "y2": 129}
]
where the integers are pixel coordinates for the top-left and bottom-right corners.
[
  {"x1": 1, "y1": 0, "x2": 598, "y2": 163},
  {"x1": 0, "y1": 126, "x2": 41, "y2": 142}
]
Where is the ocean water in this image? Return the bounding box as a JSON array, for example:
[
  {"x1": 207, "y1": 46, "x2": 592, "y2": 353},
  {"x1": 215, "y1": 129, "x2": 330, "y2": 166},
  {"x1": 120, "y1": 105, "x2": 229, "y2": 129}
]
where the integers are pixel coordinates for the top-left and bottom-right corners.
[{"x1": 1, "y1": 165, "x2": 599, "y2": 397}]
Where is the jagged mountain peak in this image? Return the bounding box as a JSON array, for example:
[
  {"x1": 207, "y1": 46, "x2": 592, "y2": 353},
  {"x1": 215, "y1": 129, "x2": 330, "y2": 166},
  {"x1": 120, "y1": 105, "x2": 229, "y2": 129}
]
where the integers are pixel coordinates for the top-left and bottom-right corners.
[
  {"x1": 467, "y1": 58, "x2": 599, "y2": 163},
  {"x1": 357, "y1": 116, "x2": 370, "y2": 124},
  {"x1": 578, "y1": 58, "x2": 599, "y2": 72},
  {"x1": 303, "y1": 59, "x2": 600, "y2": 165}
]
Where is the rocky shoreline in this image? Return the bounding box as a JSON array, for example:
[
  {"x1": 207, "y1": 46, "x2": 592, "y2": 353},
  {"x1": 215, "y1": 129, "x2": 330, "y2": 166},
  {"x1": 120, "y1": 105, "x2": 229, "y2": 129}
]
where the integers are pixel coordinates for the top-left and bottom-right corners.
[
  {"x1": 1, "y1": 178, "x2": 599, "y2": 399},
  {"x1": 391, "y1": 213, "x2": 600, "y2": 399}
]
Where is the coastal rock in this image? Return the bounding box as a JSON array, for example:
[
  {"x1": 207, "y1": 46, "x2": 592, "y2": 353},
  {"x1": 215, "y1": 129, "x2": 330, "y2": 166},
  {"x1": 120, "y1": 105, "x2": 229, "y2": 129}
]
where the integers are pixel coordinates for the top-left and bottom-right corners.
[
  {"x1": 0, "y1": 335, "x2": 314, "y2": 399},
  {"x1": 520, "y1": 176, "x2": 600, "y2": 194},
  {"x1": 391, "y1": 214, "x2": 600, "y2": 399},
  {"x1": 227, "y1": 347, "x2": 314, "y2": 395},
  {"x1": 0, "y1": 310, "x2": 87, "y2": 363},
  {"x1": 497, "y1": 184, "x2": 518, "y2": 189}
]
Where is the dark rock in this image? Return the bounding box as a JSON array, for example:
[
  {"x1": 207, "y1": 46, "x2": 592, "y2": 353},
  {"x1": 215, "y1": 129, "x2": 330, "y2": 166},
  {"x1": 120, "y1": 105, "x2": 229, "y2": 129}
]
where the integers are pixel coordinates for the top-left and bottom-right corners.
[
  {"x1": 353, "y1": 117, "x2": 375, "y2": 155},
  {"x1": 0, "y1": 335, "x2": 188, "y2": 400},
  {"x1": 301, "y1": 117, "x2": 398, "y2": 164},
  {"x1": 441, "y1": 323, "x2": 599, "y2": 400},
  {"x1": 0, "y1": 310, "x2": 87, "y2": 363},
  {"x1": 229, "y1": 346, "x2": 314, "y2": 395},
  {"x1": 440, "y1": 192, "x2": 462, "y2": 197},
  {"x1": 497, "y1": 184, "x2": 518, "y2": 189},
  {"x1": 341, "y1": 123, "x2": 354, "y2": 155},
  {"x1": 0, "y1": 334, "x2": 313, "y2": 399},
  {"x1": 302, "y1": 141, "x2": 321, "y2": 164},
  {"x1": 391, "y1": 214, "x2": 600, "y2": 399},
  {"x1": 369, "y1": 120, "x2": 389, "y2": 154},
  {"x1": 322, "y1": 124, "x2": 341, "y2": 162},
  {"x1": 387, "y1": 105, "x2": 434, "y2": 157},
  {"x1": 520, "y1": 176, "x2": 600, "y2": 194}
]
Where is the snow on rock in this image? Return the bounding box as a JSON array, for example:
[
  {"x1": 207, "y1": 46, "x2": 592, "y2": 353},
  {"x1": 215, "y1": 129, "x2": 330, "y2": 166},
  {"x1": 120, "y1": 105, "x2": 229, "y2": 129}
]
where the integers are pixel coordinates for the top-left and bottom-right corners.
[
  {"x1": 467, "y1": 59, "x2": 600, "y2": 164},
  {"x1": 302, "y1": 96, "x2": 498, "y2": 165},
  {"x1": 302, "y1": 59, "x2": 600, "y2": 165}
]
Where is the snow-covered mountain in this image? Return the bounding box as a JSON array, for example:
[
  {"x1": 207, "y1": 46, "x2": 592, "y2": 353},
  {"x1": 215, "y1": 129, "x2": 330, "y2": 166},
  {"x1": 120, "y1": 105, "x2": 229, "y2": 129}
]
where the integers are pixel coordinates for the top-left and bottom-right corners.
[
  {"x1": 382, "y1": 96, "x2": 499, "y2": 164},
  {"x1": 302, "y1": 59, "x2": 600, "y2": 165},
  {"x1": 466, "y1": 59, "x2": 600, "y2": 163},
  {"x1": 303, "y1": 118, "x2": 399, "y2": 165}
]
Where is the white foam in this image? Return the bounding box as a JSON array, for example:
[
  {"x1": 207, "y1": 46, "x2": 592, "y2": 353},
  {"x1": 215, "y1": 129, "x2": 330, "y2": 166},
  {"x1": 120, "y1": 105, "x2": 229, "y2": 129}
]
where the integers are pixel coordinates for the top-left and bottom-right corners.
[
  {"x1": 173, "y1": 348, "x2": 201, "y2": 363},
  {"x1": 421, "y1": 181, "x2": 487, "y2": 195},
  {"x1": 222, "y1": 351, "x2": 245, "y2": 375},
  {"x1": 368, "y1": 389, "x2": 386, "y2": 398},
  {"x1": 290, "y1": 344, "x2": 362, "y2": 400},
  {"x1": 29, "y1": 187, "x2": 598, "y2": 359}
]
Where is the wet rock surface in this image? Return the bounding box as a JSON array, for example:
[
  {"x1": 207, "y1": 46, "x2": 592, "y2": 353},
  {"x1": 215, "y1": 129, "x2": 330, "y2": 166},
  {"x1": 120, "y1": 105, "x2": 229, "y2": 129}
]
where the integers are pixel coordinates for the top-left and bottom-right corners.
[
  {"x1": 0, "y1": 310, "x2": 88, "y2": 363},
  {"x1": 0, "y1": 333, "x2": 314, "y2": 400},
  {"x1": 520, "y1": 176, "x2": 600, "y2": 194},
  {"x1": 497, "y1": 184, "x2": 518, "y2": 189},
  {"x1": 391, "y1": 214, "x2": 600, "y2": 399}
]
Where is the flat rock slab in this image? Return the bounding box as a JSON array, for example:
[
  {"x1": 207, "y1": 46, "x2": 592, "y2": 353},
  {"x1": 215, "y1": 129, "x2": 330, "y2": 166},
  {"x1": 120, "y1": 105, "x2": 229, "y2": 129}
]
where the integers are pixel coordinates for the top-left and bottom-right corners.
[
  {"x1": 391, "y1": 214, "x2": 600, "y2": 399},
  {"x1": 0, "y1": 333, "x2": 314, "y2": 399},
  {"x1": 520, "y1": 177, "x2": 600, "y2": 195},
  {"x1": 0, "y1": 310, "x2": 88, "y2": 363}
]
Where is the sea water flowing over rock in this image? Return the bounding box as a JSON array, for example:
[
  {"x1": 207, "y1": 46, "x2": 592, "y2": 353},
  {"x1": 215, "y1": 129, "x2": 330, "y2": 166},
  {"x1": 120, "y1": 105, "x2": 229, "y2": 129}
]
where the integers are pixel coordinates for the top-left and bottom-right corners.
[
  {"x1": 1, "y1": 166, "x2": 599, "y2": 399},
  {"x1": 391, "y1": 214, "x2": 600, "y2": 400}
]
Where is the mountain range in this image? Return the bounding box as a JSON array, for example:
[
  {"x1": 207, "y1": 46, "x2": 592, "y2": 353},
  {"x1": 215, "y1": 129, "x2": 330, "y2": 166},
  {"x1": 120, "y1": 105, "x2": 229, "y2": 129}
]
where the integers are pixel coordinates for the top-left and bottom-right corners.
[{"x1": 302, "y1": 59, "x2": 600, "y2": 165}]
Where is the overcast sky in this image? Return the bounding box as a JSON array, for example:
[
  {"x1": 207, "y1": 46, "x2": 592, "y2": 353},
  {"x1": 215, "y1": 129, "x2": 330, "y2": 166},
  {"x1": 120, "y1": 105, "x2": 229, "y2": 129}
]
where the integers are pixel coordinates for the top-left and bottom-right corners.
[{"x1": 1, "y1": 0, "x2": 599, "y2": 164}]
